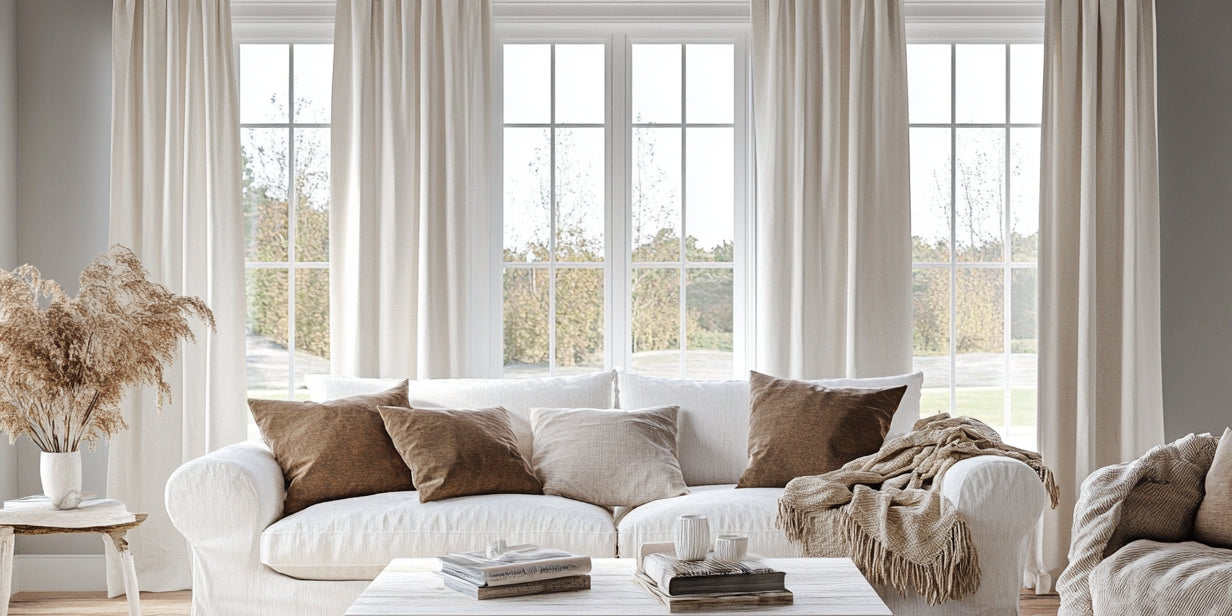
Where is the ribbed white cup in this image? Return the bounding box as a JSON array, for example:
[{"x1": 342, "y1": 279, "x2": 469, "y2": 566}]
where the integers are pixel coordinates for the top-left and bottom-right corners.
[
  {"x1": 715, "y1": 534, "x2": 749, "y2": 561},
  {"x1": 674, "y1": 514, "x2": 710, "y2": 561}
]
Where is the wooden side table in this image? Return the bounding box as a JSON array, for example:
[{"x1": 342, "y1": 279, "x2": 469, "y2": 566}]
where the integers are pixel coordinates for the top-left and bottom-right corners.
[{"x1": 0, "y1": 513, "x2": 147, "y2": 616}]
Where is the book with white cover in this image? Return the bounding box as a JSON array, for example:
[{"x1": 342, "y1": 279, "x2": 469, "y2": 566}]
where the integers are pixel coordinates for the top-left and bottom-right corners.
[
  {"x1": 0, "y1": 496, "x2": 135, "y2": 527},
  {"x1": 438, "y1": 545, "x2": 591, "y2": 587}
]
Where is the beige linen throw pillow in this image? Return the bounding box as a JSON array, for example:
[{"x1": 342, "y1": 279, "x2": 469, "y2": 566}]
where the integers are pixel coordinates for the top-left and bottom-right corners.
[
  {"x1": 1193, "y1": 427, "x2": 1232, "y2": 548},
  {"x1": 530, "y1": 406, "x2": 689, "y2": 507}
]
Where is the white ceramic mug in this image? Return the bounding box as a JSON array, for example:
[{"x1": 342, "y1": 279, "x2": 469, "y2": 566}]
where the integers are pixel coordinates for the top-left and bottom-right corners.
[
  {"x1": 674, "y1": 514, "x2": 710, "y2": 561},
  {"x1": 714, "y1": 534, "x2": 749, "y2": 561}
]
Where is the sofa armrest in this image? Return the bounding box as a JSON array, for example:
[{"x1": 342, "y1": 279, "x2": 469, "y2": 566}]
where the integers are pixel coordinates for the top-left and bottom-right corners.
[
  {"x1": 941, "y1": 456, "x2": 1049, "y2": 588},
  {"x1": 939, "y1": 455, "x2": 1048, "y2": 529},
  {"x1": 165, "y1": 441, "x2": 285, "y2": 549}
]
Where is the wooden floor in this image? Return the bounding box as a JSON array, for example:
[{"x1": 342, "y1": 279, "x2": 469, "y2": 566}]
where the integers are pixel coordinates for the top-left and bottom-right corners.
[{"x1": 6, "y1": 590, "x2": 1061, "y2": 615}]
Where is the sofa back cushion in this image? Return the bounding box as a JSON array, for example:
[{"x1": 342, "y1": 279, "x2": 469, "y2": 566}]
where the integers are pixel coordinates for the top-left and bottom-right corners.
[
  {"x1": 306, "y1": 371, "x2": 617, "y2": 462},
  {"x1": 617, "y1": 371, "x2": 924, "y2": 486}
]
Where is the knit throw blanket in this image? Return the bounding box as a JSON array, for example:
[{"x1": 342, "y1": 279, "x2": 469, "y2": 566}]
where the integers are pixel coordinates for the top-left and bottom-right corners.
[{"x1": 777, "y1": 414, "x2": 1059, "y2": 605}]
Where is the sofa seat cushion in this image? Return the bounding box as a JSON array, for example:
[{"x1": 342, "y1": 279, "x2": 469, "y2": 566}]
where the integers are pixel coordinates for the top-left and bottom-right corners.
[
  {"x1": 1090, "y1": 539, "x2": 1232, "y2": 615},
  {"x1": 260, "y1": 491, "x2": 617, "y2": 580},
  {"x1": 615, "y1": 485, "x2": 797, "y2": 559}
]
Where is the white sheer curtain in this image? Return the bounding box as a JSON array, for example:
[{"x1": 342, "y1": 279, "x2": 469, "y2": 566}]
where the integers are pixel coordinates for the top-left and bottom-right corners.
[
  {"x1": 331, "y1": 0, "x2": 492, "y2": 380},
  {"x1": 1038, "y1": 0, "x2": 1165, "y2": 585},
  {"x1": 749, "y1": 0, "x2": 912, "y2": 380},
  {"x1": 108, "y1": 0, "x2": 247, "y2": 594}
]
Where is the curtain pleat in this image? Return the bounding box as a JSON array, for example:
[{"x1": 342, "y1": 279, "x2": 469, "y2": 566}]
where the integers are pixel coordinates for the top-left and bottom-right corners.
[
  {"x1": 1038, "y1": 0, "x2": 1165, "y2": 592},
  {"x1": 750, "y1": 0, "x2": 912, "y2": 380},
  {"x1": 331, "y1": 0, "x2": 491, "y2": 380},
  {"x1": 107, "y1": 0, "x2": 247, "y2": 594}
]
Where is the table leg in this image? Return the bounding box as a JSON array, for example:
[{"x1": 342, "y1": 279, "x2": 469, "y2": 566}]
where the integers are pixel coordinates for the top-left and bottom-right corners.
[
  {"x1": 0, "y1": 526, "x2": 13, "y2": 616},
  {"x1": 103, "y1": 531, "x2": 141, "y2": 616}
]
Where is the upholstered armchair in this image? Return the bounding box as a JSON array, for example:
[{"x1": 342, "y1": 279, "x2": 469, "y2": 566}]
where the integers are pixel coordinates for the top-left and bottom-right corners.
[{"x1": 1057, "y1": 431, "x2": 1232, "y2": 615}]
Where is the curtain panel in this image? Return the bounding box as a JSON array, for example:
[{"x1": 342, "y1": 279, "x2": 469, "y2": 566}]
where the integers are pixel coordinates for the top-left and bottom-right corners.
[
  {"x1": 108, "y1": 0, "x2": 247, "y2": 594},
  {"x1": 1038, "y1": 0, "x2": 1165, "y2": 590},
  {"x1": 749, "y1": 0, "x2": 913, "y2": 380},
  {"x1": 330, "y1": 0, "x2": 492, "y2": 380}
]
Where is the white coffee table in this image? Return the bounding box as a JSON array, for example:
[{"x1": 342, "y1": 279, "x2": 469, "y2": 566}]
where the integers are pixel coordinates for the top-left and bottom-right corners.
[{"x1": 345, "y1": 557, "x2": 891, "y2": 616}]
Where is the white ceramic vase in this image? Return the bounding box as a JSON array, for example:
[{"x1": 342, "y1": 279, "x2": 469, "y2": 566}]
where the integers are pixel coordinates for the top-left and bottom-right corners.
[
  {"x1": 674, "y1": 514, "x2": 710, "y2": 561},
  {"x1": 40, "y1": 451, "x2": 82, "y2": 509}
]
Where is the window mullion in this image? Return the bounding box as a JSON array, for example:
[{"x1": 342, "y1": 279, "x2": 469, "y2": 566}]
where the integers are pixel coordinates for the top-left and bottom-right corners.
[
  {"x1": 1002, "y1": 43, "x2": 1013, "y2": 439},
  {"x1": 948, "y1": 43, "x2": 958, "y2": 417},
  {"x1": 286, "y1": 44, "x2": 297, "y2": 399},
  {"x1": 678, "y1": 44, "x2": 688, "y2": 379},
  {"x1": 609, "y1": 34, "x2": 631, "y2": 375},
  {"x1": 548, "y1": 44, "x2": 558, "y2": 377},
  {"x1": 732, "y1": 32, "x2": 750, "y2": 379}
]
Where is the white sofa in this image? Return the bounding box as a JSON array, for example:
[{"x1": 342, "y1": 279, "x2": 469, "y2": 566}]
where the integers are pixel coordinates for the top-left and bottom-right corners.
[{"x1": 166, "y1": 370, "x2": 1048, "y2": 616}]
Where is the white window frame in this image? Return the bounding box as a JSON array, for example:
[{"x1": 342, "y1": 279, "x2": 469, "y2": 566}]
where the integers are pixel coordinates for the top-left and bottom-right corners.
[
  {"x1": 234, "y1": 8, "x2": 334, "y2": 399},
  {"x1": 904, "y1": 1, "x2": 1044, "y2": 447},
  {"x1": 492, "y1": 18, "x2": 752, "y2": 379}
]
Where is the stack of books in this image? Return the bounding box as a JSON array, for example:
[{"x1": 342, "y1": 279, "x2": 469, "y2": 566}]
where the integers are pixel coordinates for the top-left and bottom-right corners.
[
  {"x1": 634, "y1": 545, "x2": 793, "y2": 612},
  {"x1": 436, "y1": 544, "x2": 592, "y2": 600}
]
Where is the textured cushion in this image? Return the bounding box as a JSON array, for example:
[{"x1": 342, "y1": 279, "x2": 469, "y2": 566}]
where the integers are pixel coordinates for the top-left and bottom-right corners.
[
  {"x1": 249, "y1": 382, "x2": 412, "y2": 516},
  {"x1": 260, "y1": 491, "x2": 618, "y2": 580},
  {"x1": 530, "y1": 406, "x2": 689, "y2": 507},
  {"x1": 615, "y1": 485, "x2": 797, "y2": 559},
  {"x1": 617, "y1": 371, "x2": 924, "y2": 486},
  {"x1": 305, "y1": 371, "x2": 617, "y2": 463},
  {"x1": 737, "y1": 372, "x2": 907, "y2": 488},
  {"x1": 1194, "y1": 427, "x2": 1232, "y2": 549},
  {"x1": 1104, "y1": 480, "x2": 1203, "y2": 558},
  {"x1": 1090, "y1": 539, "x2": 1232, "y2": 615},
  {"x1": 379, "y1": 406, "x2": 542, "y2": 503}
]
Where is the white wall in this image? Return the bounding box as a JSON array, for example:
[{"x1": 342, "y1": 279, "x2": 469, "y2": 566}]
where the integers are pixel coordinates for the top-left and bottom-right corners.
[
  {"x1": 0, "y1": 0, "x2": 17, "y2": 512},
  {"x1": 1156, "y1": 0, "x2": 1232, "y2": 440},
  {"x1": 14, "y1": 0, "x2": 112, "y2": 556}
]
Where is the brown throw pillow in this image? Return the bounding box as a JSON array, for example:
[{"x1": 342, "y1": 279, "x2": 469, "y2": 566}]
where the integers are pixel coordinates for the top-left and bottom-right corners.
[
  {"x1": 379, "y1": 406, "x2": 543, "y2": 503},
  {"x1": 1193, "y1": 427, "x2": 1232, "y2": 548},
  {"x1": 736, "y1": 371, "x2": 906, "y2": 488},
  {"x1": 249, "y1": 381, "x2": 413, "y2": 516}
]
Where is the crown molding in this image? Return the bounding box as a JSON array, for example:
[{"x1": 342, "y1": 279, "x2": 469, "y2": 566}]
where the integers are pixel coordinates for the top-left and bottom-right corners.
[
  {"x1": 227, "y1": 0, "x2": 1045, "y2": 43},
  {"x1": 492, "y1": 0, "x2": 750, "y2": 24},
  {"x1": 231, "y1": 0, "x2": 334, "y2": 42}
]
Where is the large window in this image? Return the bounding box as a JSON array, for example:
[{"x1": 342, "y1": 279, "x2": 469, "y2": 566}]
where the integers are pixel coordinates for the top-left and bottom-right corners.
[
  {"x1": 500, "y1": 36, "x2": 746, "y2": 379},
  {"x1": 241, "y1": 43, "x2": 333, "y2": 401},
  {"x1": 907, "y1": 43, "x2": 1043, "y2": 449}
]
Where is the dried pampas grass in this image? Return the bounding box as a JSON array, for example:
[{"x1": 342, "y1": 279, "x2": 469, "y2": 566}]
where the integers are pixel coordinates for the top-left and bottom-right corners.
[{"x1": 0, "y1": 245, "x2": 214, "y2": 452}]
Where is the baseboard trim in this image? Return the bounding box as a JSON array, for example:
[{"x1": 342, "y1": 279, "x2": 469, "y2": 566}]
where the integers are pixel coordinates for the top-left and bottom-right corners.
[{"x1": 12, "y1": 554, "x2": 107, "y2": 592}]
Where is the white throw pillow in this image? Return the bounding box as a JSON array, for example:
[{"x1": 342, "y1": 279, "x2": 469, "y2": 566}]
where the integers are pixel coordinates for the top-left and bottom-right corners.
[
  {"x1": 616, "y1": 371, "x2": 925, "y2": 486},
  {"x1": 305, "y1": 371, "x2": 618, "y2": 463},
  {"x1": 530, "y1": 406, "x2": 690, "y2": 508}
]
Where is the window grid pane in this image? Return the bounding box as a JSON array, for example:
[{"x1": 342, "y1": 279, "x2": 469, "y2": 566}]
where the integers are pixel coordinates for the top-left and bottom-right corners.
[
  {"x1": 503, "y1": 43, "x2": 607, "y2": 377},
  {"x1": 503, "y1": 39, "x2": 742, "y2": 379},
  {"x1": 908, "y1": 43, "x2": 1040, "y2": 450},
  {"x1": 242, "y1": 43, "x2": 333, "y2": 406},
  {"x1": 630, "y1": 43, "x2": 737, "y2": 378}
]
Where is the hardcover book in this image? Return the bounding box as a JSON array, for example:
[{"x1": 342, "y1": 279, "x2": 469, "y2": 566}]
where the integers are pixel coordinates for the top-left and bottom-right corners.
[
  {"x1": 436, "y1": 571, "x2": 591, "y2": 599},
  {"x1": 641, "y1": 552, "x2": 786, "y2": 596},
  {"x1": 437, "y1": 544, "x2": 591, "y2": 587}
]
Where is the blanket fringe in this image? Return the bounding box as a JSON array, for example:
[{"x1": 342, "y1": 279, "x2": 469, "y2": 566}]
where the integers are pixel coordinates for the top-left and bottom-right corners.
[
  {"x1": 778, "y1": 501, "x2": 981, "y2": 605},
  {"x1": 1039, "y1": 466, "x2": 1060, "y2": 509}
]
